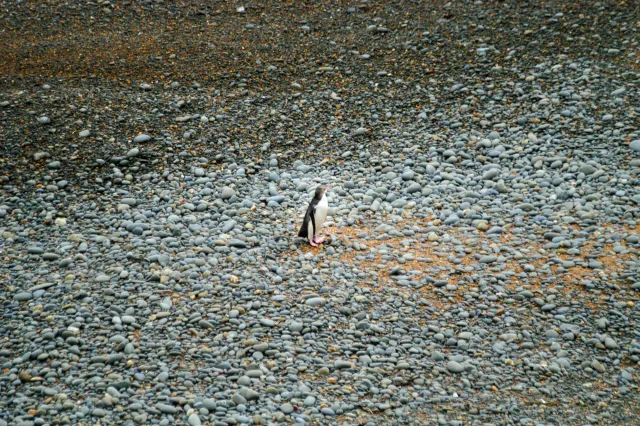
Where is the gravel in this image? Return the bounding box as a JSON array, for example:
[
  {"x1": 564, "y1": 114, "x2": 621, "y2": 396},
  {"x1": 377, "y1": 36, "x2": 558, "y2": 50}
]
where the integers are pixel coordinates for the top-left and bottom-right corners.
[{"x1": 1, "y1": 1, "x2": 639, "y2": 425}]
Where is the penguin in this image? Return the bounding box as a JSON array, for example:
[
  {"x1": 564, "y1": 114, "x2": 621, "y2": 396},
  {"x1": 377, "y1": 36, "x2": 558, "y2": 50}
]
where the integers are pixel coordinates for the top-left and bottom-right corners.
[{"x1": 298, "y1": 185, "x2": 331, "y2": 247}]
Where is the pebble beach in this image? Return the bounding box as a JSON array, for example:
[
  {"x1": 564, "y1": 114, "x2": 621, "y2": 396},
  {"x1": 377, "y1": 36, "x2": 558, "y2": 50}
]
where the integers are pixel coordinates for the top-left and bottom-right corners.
[{"x1": 1, "y1": 0, "x2": 639, "y2": 425}]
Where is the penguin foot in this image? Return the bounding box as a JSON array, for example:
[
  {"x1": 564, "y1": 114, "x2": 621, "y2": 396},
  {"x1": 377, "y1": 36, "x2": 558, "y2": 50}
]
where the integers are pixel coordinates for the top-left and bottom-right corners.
[
  {"x1": 314, "y1": 236, "x2": 325, "y2": 244},
  {"x1": 309, "y1": 239, "x2": 318, "y2": 247}
]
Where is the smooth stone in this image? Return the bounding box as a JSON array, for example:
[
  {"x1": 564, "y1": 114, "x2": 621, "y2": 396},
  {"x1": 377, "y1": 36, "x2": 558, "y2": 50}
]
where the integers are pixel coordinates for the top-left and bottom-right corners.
[
  {"x1": 317, "y1": 367, "x2": 330, "y2": 376},
  {"x1": 486, "y1": 227, "x2": 505, "y2": 235},
  {"x1": 447, "y1": 361, "x2": 464, "y2": 373},
  {"x1": 156, "y1": 403, "x2": 177, "y2": 414},
  {"x1": 280, "y1": 403, "x2": 294, "y2": 414},
  {"x1": 239, "y1": 387, "x2": 260, "y2": 401},
  {"x1": 604, "y1": 337, "x2": 619, "y2": 350},
  {"x1": 202, "y1": 399, "x2": 217, "y2": 410},
  {"x1": 259, "y1": 319, "x2": 275, "y2": 327},
  {"x1": 14, "y1": 292, "x2": 33, "y2": 301},
  {"x1": 198, "y1": 320, "x2": 214, "y2": 329},
  {"x1": 335, "y1": 360, "x2": 354, "y2": 369},
  {"x1": 592, "y1": 360, "x2": 605, "y2": 373},
  {"x1": 432, "y1": 351, "x2": 445, "y2": 361},
  {"x1": 221, "y1": 187, "x2": 236, "y2": 200},
  {"x1": 305, "y1": 297, "x2": 326, "y2": 307},
  {"x1": 483, "y1": 169, "x2": 500, "y2": 180},
  {"x1": 407, "y1": 183, "x2": 422, "y2": 193},
  {"x1": 580, "y1": 164, "x2": 596, "y2": 175},
  {"x1": 133, "y1": 134, "x2": 152, "y2": 143},
  {"x1": 188, "y1": 414, "x2": 202, "y2": 426},
  {"x1": 402, "y1": 170, "x2": 415, "y2": 181},
  {"x1": 289, "y1": 322, "x2": 303, "y2": 332},
  {"x1": 42, "y1": 252, "x2": 60, "y2": 261}
]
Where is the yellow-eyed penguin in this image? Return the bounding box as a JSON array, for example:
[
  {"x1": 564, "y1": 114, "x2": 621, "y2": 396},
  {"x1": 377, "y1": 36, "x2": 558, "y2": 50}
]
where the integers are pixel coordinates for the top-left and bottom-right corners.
[{"x1": 298, "y1": 185, "x2": 331, "y2": 247}]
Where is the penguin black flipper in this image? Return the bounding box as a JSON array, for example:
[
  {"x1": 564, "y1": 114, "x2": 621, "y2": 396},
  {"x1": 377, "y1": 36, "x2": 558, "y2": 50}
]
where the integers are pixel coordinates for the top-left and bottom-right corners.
[
  {"x1": 309, "y1": 206, "x2": 317, "y2": 238},
  {"x1": 298, "y1": 219, "x2": 307, "y2": 238},
  {"x1": 298, "y1": 198, "x2": 319, "y2": 238}
]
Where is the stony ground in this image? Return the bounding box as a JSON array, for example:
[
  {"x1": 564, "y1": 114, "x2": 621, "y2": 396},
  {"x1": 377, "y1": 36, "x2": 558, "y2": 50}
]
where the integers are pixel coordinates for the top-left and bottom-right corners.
[{"x1": 1, "y1": 0, "x2": 639, "y2": 425}]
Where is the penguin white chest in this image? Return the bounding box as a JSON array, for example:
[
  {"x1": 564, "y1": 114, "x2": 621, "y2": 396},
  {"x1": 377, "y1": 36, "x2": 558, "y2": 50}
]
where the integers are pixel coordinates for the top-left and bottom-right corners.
[{"x1": 308, "y1": 195, "x2": 329, "y2": 239}]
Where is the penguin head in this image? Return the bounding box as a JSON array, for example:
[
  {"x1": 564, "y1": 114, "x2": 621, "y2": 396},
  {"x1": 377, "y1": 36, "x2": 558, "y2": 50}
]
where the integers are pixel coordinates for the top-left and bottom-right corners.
[{"x1": 314, "y1": 186, "x2": 330, "y2": 199}]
